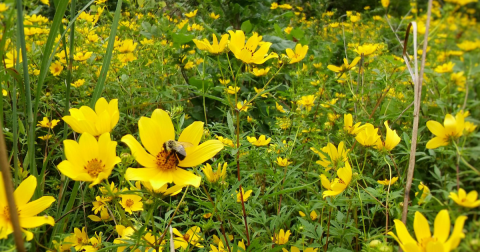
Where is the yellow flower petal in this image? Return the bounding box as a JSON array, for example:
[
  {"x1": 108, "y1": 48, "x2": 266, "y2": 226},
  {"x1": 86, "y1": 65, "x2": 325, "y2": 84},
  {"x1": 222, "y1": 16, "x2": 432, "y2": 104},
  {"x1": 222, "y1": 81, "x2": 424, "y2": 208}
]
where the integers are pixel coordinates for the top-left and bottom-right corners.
[
  {"x1": 139, "y1": 117, "x2": 164, "y2": 155},
  {"x1": 18, "y1": 196, "x2": 55, "y2": 217},
  {"x1": 19, "y1": 216, "x2": 55, "y2": 228},
  {"x1": 178, "y1": 121, "x2": 204, "y2": 147},
  {"x1": 413, "y1": 211, "x2": 431, "y2": 243},
  {"x1": 14, "y1": 175, "x2": 36, "y2": 207},
  {"x1": 426, "y1": 136, "x2": 448, "y2": 149},
  {"x1": 121, "y1": 134, "x2": 157, "y2": 168},
  {"x1": 150, "y1": 109, "x2": 175, "y2": 145},
  {"x1": 433, "y1": 209, "x2": 450, "y2": 243},
  {"x1": 179, "y1": 140, "x2": 224, "y2": 167}
]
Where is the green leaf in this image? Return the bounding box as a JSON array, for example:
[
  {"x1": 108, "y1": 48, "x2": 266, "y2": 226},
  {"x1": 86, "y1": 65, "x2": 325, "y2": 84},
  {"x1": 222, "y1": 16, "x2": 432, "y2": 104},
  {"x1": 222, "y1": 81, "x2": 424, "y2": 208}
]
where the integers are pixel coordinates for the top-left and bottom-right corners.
[
  {"x1": 262, "y1": 35, "x2": 295, "y2": 51},
  {"x1": 227, "y1": 111, "x2": 235, "y2": 137},
  {"x1": 290, "y1": 28, "x2": 304, "y2": 39},
  {"x1": 188, "y1": 77, "x2": 213, "y2": 91},
  {"x1": 241, "y1": 20, "x2": 253, "y2": 34},
  {"x1": 172, "y1": 32, "x2": 194, "y2": 45}
]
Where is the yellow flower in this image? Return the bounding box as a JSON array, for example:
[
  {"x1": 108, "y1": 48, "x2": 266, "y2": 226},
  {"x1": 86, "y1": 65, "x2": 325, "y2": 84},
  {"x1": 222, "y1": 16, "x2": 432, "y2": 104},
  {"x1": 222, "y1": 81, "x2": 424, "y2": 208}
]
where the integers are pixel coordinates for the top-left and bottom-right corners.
[
  {"x1": 228, "y1": 30, "x2": 277, "y2": 64},
  {"x1": 276, "y1": 102, "x2": 286, "y2": 113},
  {"x1": 350, "y1": 14, "x2": 361, "y2": 22},
  {"x1": 203, "y1": 213, "x2": 212, "y2": 218},
  {"x1": 2, "y1": 89, "x2": 7, "y2": 96},
  {"x1": 299, "y1": 210, "x2": 318, "y2": 221},
  {"x1": 122, "y1": 109, "x2": 223, "y2": 190},
  {"x1": 283, "y1": 247, "x2": 318, "y2": 252},
  {"x1": 457, "y1": 40, "x2": 477, "y2": 51},
  {"x1": 210, "y1": 241, "x2": 229, "y2": 252},
  {"x1": 320, "y1": 161, "x2": 352, "y2": 198},
  {"x1": 62, "y1": 97, "x2": 120, "y2": 137},
  {"x1": 254, "y1": 87, "x2": 268, "y2": 98},
  {"x1": 297, "y1": 95, "x2": 316, "y2": 112},
  {"x1": 226, "y1": 86, "x2": 240, "y2": 94},
  {"x1": 0, "y1": 3, "x2": 9, "y2": 11},
  {"x1": 37, "y1": 117, "x2": 60, "y2": 129},
  {"x1": 353, "y1": 43, "x2": 378, "y2": 56},
  {"x1": 247, "y1": 135, "x2": 271, "y2": 146},
  {"x1": 5, "y1": 50, "x2": 22, "y2": 68},
  {"x1": 237, "y1": 188, "x2": 253, "y2": 202},
  {"x1": 0, "y1": 175, "x2": 55, "y2": 241},
  {"x1": 449, "y1": 188, "x2": 480, "y2": 208},
  {"x1": 215, "y1": 135, "x2": 235, "y2": 147},
  {"x1": 451, "y1": 71, "x2": 466, "y2": 91},
  {"x1": 252, "y1": 67, "x2": 271, "y2": 76},
  {"x1": 114, "y1": 225, "x2": 145, "y2": 252},
  {"x1": 272, "y1": 229, "x2": 291, "y2": 245},
  {"x1": 343, "y1": 114, "x2": 366, "y2": 135},
  {"x1": 355, "y1": 123, "x2": 380, "y2": 146},
  {"x1": 193, "y1": 34, "x2": 229, "y2": 55},
  {"x1": 375, "y1": 121, "x2": 401, "y2": 151},
  {"x1": 434, "y1": 62, "x2": 455, "y2": 73},
  {"x1": 327, "y1": 57, "x2": 361, "y2": 73},
  {"x1": 388, "y1": 210, "x2": 467, "y2": 252},
  {"x1": 236, "y1": 100, "x2": 251, "y2": 112},
  {"x1": 311, "y1": 141, "x2": 348, "y2": 171},
  {"x1": 141, "y1": 181, "x2": 183, "y2": 196},
  {"x1": 210, "y1": 12, "x2": 220, "y2": 19},
  {"x1": 321, "y1": 98, "x2": 338, "y2": 108},
  {"x1": 278, "y1": 4, "x2": 292, "y2": 9},
  {"x1": 415, "y1": 182, "x2": 430, "y2": 205},
  {"x1": 284, "y1": 26, "x2": 293, "y2": 34},
  {"x1": 57, "y1": 132, "x2": 121, "y2": 187},
  {"x1": 185, "y1": 9, "x2": 198, "y2": 18},
  {"x1": 72, "y1": 79, "x2": 86, "y2": 88},
  {"x1": 377, "y1": 177, "x2": 398, "y2": 186},
  {"x1": 72, "y1": 227, "x2": 89, "y2": 250},
  {"x1": 73, "y1": 51, "x2": 93, "y2": 61},
  {"x1": 117, "y1": 39, "x2": 137, "y2": 53},
  {"x1": 219, "y1": 79, "x2": 230, "y2": 85},
  {"x1": 464, "y1": 121, "x2": 477, "y2": 133},
  {"x1": 49, "y1": 61, "x2": 63, "y2": 76},
  {"x1": 119, "y1": 193, "x2": 143, "y2": 214},
  {"x1": 426, "y1": 113, "x2": 465, "y2": 149},
  {"x1": 270, "y1": 2, "x2": 278, "y2": 9},
  {"x1": 202, "y1": 163, "x2": 227, "y2": 183},
  {"x1": 286, "y1": 44, "x2": 309, "y2": 64},
  {"x1": 38, "y1": 134, "x2": 53, "y2": 140},
  {"x1": 381, "y1": 0, "x2": 389, "y2": 8},
  {"x1": 173, "y1": 226, "x2": 204, "y2": 249},
  {"x1": 274, "y1": 157, "x2": 291, "y2": 167}
]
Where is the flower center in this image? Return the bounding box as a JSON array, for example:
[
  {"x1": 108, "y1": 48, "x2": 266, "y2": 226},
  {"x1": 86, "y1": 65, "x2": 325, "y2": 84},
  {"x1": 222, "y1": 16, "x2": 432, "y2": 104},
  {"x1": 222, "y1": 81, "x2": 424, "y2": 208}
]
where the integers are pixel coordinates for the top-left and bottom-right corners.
[
  {"x1": 155, "y1": 151, "x2": 178, "y2": 171},
  {"x1": 183, "y1": 234, "x2": 190, "y2": 241},
  {"x1": 125, "y1": 199, "x2": 134, "y2": 208},
  {"x1": 85, "y1": 158, "x2": 105, "y2": 178},
  {"x1": 3, "y1": 206, "x2": 20, "y2": 222},
  {"x1": 419, "y1": 236, "x2": 438, "y2": 249}
]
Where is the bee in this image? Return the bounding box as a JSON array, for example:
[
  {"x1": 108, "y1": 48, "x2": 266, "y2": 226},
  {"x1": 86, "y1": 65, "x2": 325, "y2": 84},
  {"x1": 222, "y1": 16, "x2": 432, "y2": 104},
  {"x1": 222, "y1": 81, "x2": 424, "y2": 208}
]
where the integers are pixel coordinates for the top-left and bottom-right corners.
[{"x1": 163, "y1": 140, "x2": 193, "y2": 164}]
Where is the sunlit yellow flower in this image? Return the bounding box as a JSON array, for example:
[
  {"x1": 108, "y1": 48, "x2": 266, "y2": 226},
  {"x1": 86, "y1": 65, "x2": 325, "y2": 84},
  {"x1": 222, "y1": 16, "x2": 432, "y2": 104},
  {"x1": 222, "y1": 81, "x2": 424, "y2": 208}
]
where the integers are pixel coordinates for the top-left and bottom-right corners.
[
  {"x1": 0, "y1": 3, "x2": 9, "y2": 11},
  {"x1": 272, "y1": 229, "x2": 291, "y2": 245},
  {"x1": 284, "y1": 26, "x2": 293, "y2": 34},
  {"x1": 276, "y1": 102, "x2": 286, "y2": 113},
  {"x1": 57, "y1": 132, "x2": 120, "y2": 187},
  {"x1": 415, "y1": 182, "x2": 430, "y2": 205},
  {"x1": 320, "y1": 161, "x2": 352, "y2": 198},
  {"x1": 37, "y1": 117, "x2": 60, "y2": 129},
  {"x1": 375, "y1": 121, "x2": 401, "y2": 151},
  {"x1": 354, "y1": 43, "x2": 378, "y2": 56},
  {"x1": 350, "y1": 14, "x2": 361, "y2": 22},
  {"x1": 449, "y1": 188, "x2": 480, "y2": 208},
  {"x1": 299, "y1": 210, "x2": 318, "y2": 221},
  {"x1": 117, "y1": 39, "x2": 137, "y2": 53},
  {"x1": 141, "y1": 181, "x2": 183, "y2": 196},
  {"x1": 193, "y1": 34, "x2": 229, "y2": 55},
  {"x1": 464, "y1": 121, "x2": 477, "y2": 133},
  {"x1": 73, "y1": 51, "x2": 93, "y2": 61},
  {"x1": 274, "y1": 157, "x2": 291, "y2": 167},
  {"x1": 389, "y1": 210, "x2": 467, "y2": 252},
  {"x1": 327, "y1": 57, "x2": 361, "y2": 73},
  {"x1": 63, "y1": 97, "x2": 119, "y2": 137},
  {"x1": 228, "y1": 30, "x2": 276, "y2": 64},
  {"x1": 2, "y1": 89, "x2": 7, "y2": 96},
  {"x1": 72, "y1": 79, "x2": 86, "y2": 88},
  {"x1": 210, "y1": 12, "x2": 220, "y2": 19},
  {"x1": 252, "y1": 67, "x2": 271, "y2": 76},
  {"x1": 122, "y1": 109, "x2": 223, "y2": 190},
  {"x1": 247, "y1": 135, "x2": 271, "y2": 146},
  {"x1": 49, "y1": 61, "x2": 63, "y2": 76},
  {"x1": 38, "y1": 134, "x2": 53, "y2": 140},
  {"x1": 226, "y1": 86, "x2": 240, "y2": 94},
  {"x1": 119, "y1": 193, "x2": 143, "y2": 214},
  {"x1": 311, "y1": 141, "x2": 348, "y2": 171},
  {"x1": 215, "y1": 135, "x2": 235, "y2": 147},
  {"x1": 0, "y1": 175, "x2": 55, "y2": 241},
  {"x1": 185, "y1": 9, "x2": 198, "y2": 18},
  {"x1": 343, "y1": 114, "x2": 366, "y2": 135},
  {"x1": 253, "y1": 87, "x2": 267, "y2": 98},
  {"x1": 237, "y1": 188, "x2": 253, "y2": 202},
  {"x1": 381, "y1": 0, "x2": 389, "y2": 8},
  {"x1": 278, "y1": 4, "x2": 292, "y2": 9},
  {"x1": 219, "y1": 79, "x2": 230, "y2": 85},
  {"x1": 286, "y1": 44, "x2": 309, "y2": 64},
  {"x1": 282, "y1": 247, "x2": 318, "y2": 252},
  {"x1": 270, "y1": 2, "x2": 278, "y2": 9},
  {"x1": 434, "y1": 62, "x2": 455, "y2": 73},
  {"x1": 72, "y1": 227, "x2": 89, "y2": 250},
  {"x1": 114, "y1": 225, "x2": 142, "y2": 252},
  {"x1": 5, "y1": 50, "x2": 22, "y2": 68},
  {"x1": 355, "y1": 123, "x2": 380, "y2": 146},
  {"x1": 457, "y1": 40, "x2": 477, "y2": 51},
  {"x1": 451, "y1": 71, "x2": 466, "y2": 91},
  {"x1": 297, "y1": 95, "x2": 316, "y2": 112},
  {"x1": 377, "y1": 177, "x2": 398, "y2": 186},
  {"x1": 203, "y1": 213, "x2": 212, "y2": 218},
  {"x1": 210, "y1": 241, "x2": 229, "y2": 252},
  {"x1": 236, "y1": 100, "x2": 251, "y2": 112},
  {"x1": 173, "y1": 226, "x2": 203, "y2": 249},
  {"x1": 426, "y1": 113, "x2": 465, "y2": 149},
  {"x1": 202, "y1": 163, "x2": 227, "y2": 183},
  {"x1": 321, "y1": 98, "x2": 338, "y2": 108}
]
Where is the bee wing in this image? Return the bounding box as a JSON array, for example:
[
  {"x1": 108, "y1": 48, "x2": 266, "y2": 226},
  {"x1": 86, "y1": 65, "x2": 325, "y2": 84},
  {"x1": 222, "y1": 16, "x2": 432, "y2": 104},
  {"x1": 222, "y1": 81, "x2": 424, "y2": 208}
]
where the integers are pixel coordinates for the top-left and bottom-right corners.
[{"x1": 177, "y1": 141, "x2": 194, "y2": 148}]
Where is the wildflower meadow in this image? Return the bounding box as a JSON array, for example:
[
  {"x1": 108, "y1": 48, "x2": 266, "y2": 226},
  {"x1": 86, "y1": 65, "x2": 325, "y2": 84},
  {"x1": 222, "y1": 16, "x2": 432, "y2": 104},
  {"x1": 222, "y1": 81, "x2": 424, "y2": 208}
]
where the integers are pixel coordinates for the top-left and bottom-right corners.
[{"x1": 1, "y1": 0, "x2": 480, "y2": 251}]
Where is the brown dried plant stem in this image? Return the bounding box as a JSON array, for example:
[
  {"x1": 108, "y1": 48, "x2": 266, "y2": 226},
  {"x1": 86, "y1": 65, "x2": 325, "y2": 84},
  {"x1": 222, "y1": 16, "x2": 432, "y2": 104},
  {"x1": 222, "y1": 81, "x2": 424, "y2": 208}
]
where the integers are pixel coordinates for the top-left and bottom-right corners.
[
  {"x1": 0, "y1": 123, "x2": 26, "y2": 251},
  {"x1": 236, "y1": 109, "x2": 251, "y2": 246},
  {"x1": 401, "y1": 0, "x2": 433, "y2": 226}
]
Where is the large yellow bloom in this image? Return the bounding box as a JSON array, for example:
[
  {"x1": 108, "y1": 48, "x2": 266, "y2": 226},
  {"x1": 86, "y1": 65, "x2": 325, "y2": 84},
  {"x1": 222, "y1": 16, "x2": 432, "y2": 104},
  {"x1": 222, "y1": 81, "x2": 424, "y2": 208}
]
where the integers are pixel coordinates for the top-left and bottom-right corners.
[
  {"x1": 343, "y1": 114, "x2": 366, "y2": 135},
  {"x1": 327, "y1": 57, "x2": 361, "y2": 73},
  {"x1": 63, "y1": 97, "x2": 120, "y2": 137},
  {"x1": 426, "y1": 113, "x2": 464, "y2": 149},
  {"x1": 57, "y1": 132, "x2": 121, "y2": 187},
  {"x1": 311, "y1": 141, "x2": 348, "y2": 171},
  {"x1": 228, "y1": 30, "x2": 277, "y2": 64},
  {"x1": 353, "y1": 43, "x2": 378, "y2": 56},
  {"x1": 272, "y1": 229, "x2": 291, "y2": 245},
  {"x1": 355, "y1": 123, "x2": 380, "y2": 146},
  {"x1": 173, "y1": 226, "x2": 204, "y2": 249},
  {"x1": 449, "y1": 188, "x2": 480, "y2": 208},
  {"x1": 122, "y1": 109, "x2": 224, "y2": 190},
  {"x1": 286, "y1": 44, "x2": 309, "y2": 64},
  {"x1": 375, "y1": 121, "x2": 401, "y2": 151},
  {"x1": 193, "y1": 34, "x2": 229, "y2": 54},
  {"x1": 389, "y1": 210, "x2": 467, "y2": 252},
  {"x1": 0, "y1": 175, "x2": 55, "y2": 241},
  {"x1": 320, "y1": 162, "x2": 352, "y2": 198}
]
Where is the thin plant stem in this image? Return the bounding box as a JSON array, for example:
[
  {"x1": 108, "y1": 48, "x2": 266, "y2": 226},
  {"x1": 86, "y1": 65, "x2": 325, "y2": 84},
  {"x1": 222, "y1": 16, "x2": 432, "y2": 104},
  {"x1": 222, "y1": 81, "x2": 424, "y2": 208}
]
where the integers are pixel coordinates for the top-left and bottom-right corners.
[
  {"x1": 157, "y1": 186, "x2": 190, "y2": 246},
  {"x1": 235, "y1": 109, "x2": 250, "y2": 246}
]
